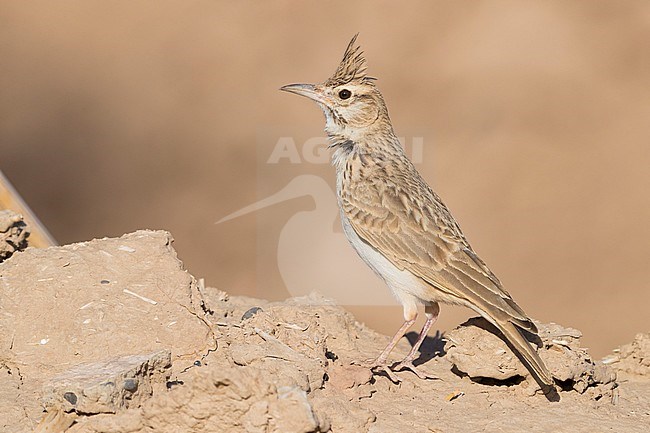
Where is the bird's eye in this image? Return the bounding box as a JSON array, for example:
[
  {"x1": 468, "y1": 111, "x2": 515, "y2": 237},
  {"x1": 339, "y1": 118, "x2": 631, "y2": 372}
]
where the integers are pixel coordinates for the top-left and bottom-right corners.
[{"x1": 338, "y1": 89, "x2": 352, "y2": 100}]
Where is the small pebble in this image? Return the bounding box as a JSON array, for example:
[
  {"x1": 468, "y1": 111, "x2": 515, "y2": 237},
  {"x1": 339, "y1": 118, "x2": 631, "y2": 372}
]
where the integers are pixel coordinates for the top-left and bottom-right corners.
[
  {"x1": 123, "y1": 378, "x2": 138, "y2": 392},
  {"x1": 242, "y1": 306, "x2": 263, "y2": 320},
  {"x1": 63, "y1": 392, "x2": 78, "y2": 405}
]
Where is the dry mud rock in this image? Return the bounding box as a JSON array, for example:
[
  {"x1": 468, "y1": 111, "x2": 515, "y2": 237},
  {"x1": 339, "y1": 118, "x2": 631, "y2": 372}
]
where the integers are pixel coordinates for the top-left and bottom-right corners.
[
  {"x1": 604, "y1": 332, "x2": 650, "y2": 378},
  {"x1": 0, "y1": 209, "x2": 28, "y2": 262},
  {"x1": 445, "y1": 318, "x2": 616, "y2": 396},
  {"x1": 0, "y1": 230, "x2": 648, "y2": 432},
  {"x1": 0, "y1": 231, "x2": 213, "y2": 432},
  {"x1": 42, "y1": 350, "x2": 172, "y2": 414}
]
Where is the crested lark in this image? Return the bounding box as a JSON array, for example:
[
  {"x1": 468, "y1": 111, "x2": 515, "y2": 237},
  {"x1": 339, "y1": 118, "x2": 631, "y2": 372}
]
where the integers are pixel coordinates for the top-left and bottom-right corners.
[{"x1": 281, "y1": 35, "x2": 556, "y2": 394}]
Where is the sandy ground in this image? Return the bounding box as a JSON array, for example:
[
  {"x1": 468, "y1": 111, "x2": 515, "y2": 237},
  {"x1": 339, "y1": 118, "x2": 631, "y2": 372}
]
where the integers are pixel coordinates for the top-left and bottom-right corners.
[{"x1": 0, "y1": 230, "x2": 648, "y2": 432}]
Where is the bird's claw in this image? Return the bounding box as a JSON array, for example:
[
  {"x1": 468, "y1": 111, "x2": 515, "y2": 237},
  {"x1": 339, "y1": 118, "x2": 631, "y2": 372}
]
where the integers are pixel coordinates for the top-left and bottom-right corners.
[
  {"x1": 392, "y1": 360, "x2": 438, "y2": 380},
  {"x1": 351, "y1": 359, "x2": 403, "y2": 383},
  {"x1": 352, "y1": 358, "x2": 437, "y2": 383},
  {"x1": 376, "y1": 364, "x2": 403, "y2": 383}
]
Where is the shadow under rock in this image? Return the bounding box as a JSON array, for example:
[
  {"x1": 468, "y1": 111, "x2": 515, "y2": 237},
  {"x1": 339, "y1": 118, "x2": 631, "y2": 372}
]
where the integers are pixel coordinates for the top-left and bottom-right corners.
[{"x1": 404, "y1": 330, "x2": 446, "y2": 366}]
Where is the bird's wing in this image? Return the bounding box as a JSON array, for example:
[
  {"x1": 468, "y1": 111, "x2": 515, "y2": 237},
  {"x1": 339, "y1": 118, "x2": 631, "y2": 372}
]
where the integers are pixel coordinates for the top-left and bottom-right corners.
[{"x1": 341, "y1": 170, "x2": 535, "y2": 332}]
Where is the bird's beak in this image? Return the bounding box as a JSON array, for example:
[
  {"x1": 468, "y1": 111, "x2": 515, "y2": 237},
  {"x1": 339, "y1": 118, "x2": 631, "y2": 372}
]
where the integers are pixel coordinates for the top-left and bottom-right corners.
[{"x1": 280, "y1": 83, "x2": 329, "y2": 106}]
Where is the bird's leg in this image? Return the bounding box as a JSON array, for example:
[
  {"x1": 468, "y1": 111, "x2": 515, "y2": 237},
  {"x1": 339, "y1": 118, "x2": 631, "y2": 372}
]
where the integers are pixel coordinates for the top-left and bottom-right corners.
[
  {"x1": 394, "y1": 302, "x2": 440, "y2": 379},
  {"x1": 374, "y1": 317, "x2": 417, "y2": 365},
  {"x1": 354, "y1": 316, "x2": 416, "y2": 383}
]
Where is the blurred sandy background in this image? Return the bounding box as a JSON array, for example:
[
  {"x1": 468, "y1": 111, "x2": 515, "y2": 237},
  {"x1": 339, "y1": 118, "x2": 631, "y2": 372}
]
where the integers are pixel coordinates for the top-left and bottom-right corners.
[{"x1": 1, "y1": 1, "x2": 649, "y2": 357}]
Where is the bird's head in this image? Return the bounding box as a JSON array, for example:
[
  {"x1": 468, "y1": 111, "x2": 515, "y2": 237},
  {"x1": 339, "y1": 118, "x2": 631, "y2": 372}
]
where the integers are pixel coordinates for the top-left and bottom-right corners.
[{"x1": 281, "y1": 35, "x2": 391, "y2": 141}]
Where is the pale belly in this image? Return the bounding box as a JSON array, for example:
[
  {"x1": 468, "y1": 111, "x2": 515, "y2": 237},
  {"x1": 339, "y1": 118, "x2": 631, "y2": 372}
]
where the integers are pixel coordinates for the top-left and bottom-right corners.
[
  {"x1": 339, "y1": 209, "x2": 434, "y2": 316},
  {"x1": 339, "y1": 207, "x2": 477, "y2": 317}
]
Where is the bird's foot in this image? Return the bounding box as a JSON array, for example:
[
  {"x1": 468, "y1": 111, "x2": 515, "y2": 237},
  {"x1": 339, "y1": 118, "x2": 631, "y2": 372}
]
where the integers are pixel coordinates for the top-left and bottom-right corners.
[
  {"x1": 351, "y1": 359, "x2": 403, "y2": 383},
  {"x1": 392, "y1": 359, "x2": 438, "y2": 380}
]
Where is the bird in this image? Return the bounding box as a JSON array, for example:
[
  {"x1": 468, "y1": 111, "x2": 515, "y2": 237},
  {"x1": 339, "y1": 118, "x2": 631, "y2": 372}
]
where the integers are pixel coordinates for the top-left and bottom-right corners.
[{"x1": 280, "y1": 35, "x2": 556, "y2": 395}]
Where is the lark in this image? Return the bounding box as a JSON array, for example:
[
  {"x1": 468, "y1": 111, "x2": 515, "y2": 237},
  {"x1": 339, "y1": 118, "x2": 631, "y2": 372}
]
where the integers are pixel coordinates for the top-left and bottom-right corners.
[{"x1": 281, "y1": 35, "x2": 555, "y2": 393}]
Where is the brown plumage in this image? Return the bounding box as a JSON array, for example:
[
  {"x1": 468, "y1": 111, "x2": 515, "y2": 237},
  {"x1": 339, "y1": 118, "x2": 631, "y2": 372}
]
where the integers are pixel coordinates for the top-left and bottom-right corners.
[{"x1": 281, "y1": 35, "x2": 555, "y2": 395}]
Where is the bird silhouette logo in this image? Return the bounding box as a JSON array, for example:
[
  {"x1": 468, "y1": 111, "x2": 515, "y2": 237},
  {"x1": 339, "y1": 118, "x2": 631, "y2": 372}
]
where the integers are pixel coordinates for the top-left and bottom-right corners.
[{"x1": 217, "y1": 174, "x2": 394, "y2": 305}]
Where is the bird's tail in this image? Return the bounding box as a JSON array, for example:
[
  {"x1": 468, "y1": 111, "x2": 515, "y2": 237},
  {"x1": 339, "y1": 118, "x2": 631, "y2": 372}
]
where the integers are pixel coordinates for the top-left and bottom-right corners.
[{"x1": 493, "y1": 318, "x2": 557, "y2": 396}]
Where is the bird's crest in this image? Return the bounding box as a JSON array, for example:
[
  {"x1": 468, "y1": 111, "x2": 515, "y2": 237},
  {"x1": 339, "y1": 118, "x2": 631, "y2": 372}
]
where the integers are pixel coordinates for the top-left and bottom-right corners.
[{"x1": 325, "y1": 34, "x2": 374, "y2": 87}]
